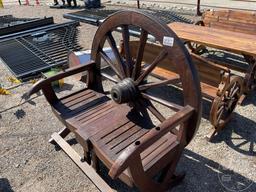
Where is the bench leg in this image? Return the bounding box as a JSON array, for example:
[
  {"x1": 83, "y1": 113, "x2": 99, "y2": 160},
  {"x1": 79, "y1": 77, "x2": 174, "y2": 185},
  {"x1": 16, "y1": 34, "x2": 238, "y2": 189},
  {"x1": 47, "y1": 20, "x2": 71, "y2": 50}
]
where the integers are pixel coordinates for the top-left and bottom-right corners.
[
  {"x1": 206, "y1": 128, "x2": 217, "y2": 141},
  {"x1": 238, "y1": 94, "x2": 246, "y2": 105},
  {"x1": 49, "y1": 127, "x2": 70, "y2": 145},
  {"x1": 92, "y1": 151, "x2": 100, "y2": 173},
  {"x1": 244, "y1": 56, "x2": 256, "y2": 93},
  {"x1": 50, "y1": 132, "x2": 113, "y2": 192},
  {"x1": 81, "y1": 149, "x2": 91, "y2": 164}
]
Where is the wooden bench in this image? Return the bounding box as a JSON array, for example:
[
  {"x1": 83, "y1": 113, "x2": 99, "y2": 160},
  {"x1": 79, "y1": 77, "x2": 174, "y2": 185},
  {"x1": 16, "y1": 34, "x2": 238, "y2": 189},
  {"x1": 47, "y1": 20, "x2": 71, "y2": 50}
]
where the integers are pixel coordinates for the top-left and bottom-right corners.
[
  {"x1": 125, "y1": 40, "x2": 243, "y2": 140},
  {"x1": 202, "y1": 9, "x2": 256, "y2": 35},
  {"x1": 27, "y1": 11, "x2": 202, "y2": 192}
]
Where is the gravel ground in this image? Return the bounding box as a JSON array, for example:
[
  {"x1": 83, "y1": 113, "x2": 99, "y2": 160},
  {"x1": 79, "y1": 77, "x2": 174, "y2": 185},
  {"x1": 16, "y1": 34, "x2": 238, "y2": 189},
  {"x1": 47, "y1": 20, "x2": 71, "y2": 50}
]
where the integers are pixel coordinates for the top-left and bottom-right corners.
[{"x1": 0, "y1": 5, "x2": 256, "y2": 192}]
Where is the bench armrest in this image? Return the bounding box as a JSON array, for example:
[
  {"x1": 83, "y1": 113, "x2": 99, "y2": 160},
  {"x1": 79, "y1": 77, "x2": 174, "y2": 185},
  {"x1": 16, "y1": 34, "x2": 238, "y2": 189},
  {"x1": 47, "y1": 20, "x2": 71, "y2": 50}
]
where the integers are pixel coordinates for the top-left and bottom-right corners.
[
  {"x1": 109, "y1": 105, "x2": 194, "y2": 179},
  {"x1": 25, "y1": 61, "x2": 95, "y2": 98}
]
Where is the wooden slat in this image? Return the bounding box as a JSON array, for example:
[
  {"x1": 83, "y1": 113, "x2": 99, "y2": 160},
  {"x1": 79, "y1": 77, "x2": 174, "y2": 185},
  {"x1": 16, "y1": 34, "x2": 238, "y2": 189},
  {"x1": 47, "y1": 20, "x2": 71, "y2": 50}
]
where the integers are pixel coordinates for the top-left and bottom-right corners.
[
  {"x1": 79, "y1": 104, "x2": 113, "y2": 124},
  {"x1": 64, "y1": 92, "x2": 96, "y2": 109},
  {"x1": 92, "y1": 120, "x2": 131, "y2": 142},
  {"x1": 51, "y1": 132, "x2": 113, "y2": 192},
  {"x1": 75, "y1": 102, "x2": 112, "y2": 121},
  {"x1": 142, "y1": 134, "x2": 178, "y2": 171},
  {"x1": 98, "y1": 121, "x2": 135, "y2": 146},
  {"x1": 77, "y1": 104, "x2": 132, "y2": 141},
  {"x1": 200, "y1": 83, "x2": 217, "y2": 99},
  {"x1": 110, "y1": 129, "x2": 148, "y2": 155}
]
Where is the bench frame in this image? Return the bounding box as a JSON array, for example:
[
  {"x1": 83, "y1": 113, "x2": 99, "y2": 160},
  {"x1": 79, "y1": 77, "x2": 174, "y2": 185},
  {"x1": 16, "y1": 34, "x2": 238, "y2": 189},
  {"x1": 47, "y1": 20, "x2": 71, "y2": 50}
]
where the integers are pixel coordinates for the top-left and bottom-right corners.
[{"x1": 26, "y1": 10, "x2": 202, "y2": 192}]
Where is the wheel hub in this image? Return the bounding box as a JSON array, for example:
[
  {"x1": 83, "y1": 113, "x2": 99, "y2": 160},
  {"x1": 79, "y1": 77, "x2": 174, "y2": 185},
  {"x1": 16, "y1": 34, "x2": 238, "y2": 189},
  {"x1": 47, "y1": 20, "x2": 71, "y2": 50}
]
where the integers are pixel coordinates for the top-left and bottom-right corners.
[{"x1": 111, "y1": 78, "x2": 139, "y2": 104}]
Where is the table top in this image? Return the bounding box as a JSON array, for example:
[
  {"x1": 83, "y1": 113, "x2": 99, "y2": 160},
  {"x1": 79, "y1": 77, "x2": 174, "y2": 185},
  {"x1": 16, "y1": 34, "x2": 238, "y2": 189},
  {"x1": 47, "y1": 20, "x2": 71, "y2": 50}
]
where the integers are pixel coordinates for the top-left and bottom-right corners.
[{"x1": 168, "y1": 22, "x2": 256, "y2": 57}]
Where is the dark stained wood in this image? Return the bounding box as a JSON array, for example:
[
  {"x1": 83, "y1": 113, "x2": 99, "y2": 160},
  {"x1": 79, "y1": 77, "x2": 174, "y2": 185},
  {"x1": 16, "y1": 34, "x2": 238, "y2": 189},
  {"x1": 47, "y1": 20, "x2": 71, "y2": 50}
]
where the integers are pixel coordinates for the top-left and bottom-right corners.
[
  {"x1": 132, "y1": 29, "x2": 148, "y2": 79},
  {"x1": 125, "y1": 40, "x2": 244, "y2": 140},
  {"x1": 135, "y1": 49, "x2": 167, "y2": 85},
  {"x1": 141, "y1": 92, "x2": 183, "y2": 112},
  {"x1": 138, "y1": 78, "x2": 180, "y2": 91},
  {"x1": 99, "y1": 50, "x2": 122, "y2": 80},
  {"x1": 27, "y1": 10, "x2": 202, "y2": 192},
  {"x1": 121, "y1": 25, "x2": 133, "y2": 77},
  {"x1": 106, "y1": 32, "x2": 126, "y2": 78}
]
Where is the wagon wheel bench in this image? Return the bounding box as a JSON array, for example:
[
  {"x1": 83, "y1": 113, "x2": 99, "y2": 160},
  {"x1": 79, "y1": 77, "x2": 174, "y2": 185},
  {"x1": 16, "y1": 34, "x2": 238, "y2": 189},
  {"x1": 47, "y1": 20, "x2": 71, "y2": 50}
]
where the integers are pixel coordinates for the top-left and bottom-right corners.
[
  {"x1": 183, "y1": 9, "x2": 256, "y2": 97},
  {"x1": 124, "y1": 40, "x2": 243, "y2": 141},
  {"x1": 27, "y1": 11, "x2": 202, "y2": 192}
]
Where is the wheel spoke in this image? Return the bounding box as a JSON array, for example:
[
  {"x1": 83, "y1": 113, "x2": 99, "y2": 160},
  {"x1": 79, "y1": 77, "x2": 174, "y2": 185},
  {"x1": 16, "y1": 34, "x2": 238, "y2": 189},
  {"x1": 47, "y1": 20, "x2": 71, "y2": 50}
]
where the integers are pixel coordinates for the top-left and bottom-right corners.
[
  {"x1": 99, "y1": 49, "x2": 123, "y2": 80},
  {"x1": 230, "y1": 87, "x2": 240, "y2": 98},
  {"x1": 141, "y1": 92, "x2": 183, "y2": 112},
  {"x1": 106, "y1": 32, "x2": 126, "y2": 78},
  {"x1": 230, "y1": 85, "x2": 240, "y2": 98},
  {"x1": 121, "y1": 25, "x2": 133, "y2": 77},
  {"x1": 229, "y1": 82, "x2": 237, "y2": 97},
  {"x1": 217, "y1": 106, "x2": 225, "y2": 123},
  {"x1": 231, "y1": 137, "x2": 243, "y2": 140},
  {"x1": 217, "y1": 104, "x2": 225, "y2": 114},
  {"x1": 135, "y1": 49, "x2": 167, "y2": 85},
  {"x1": 101, "y1": 72, "x2": 119, "y2": 83},
  {"x1": 139, "y1": 98, "x2": 166, "y2": 122},
  {"x1": 235, "y1": 140, "x2": 248, "y2": 148},
  {"x1": 138, "y1": 77, "x2": 180, "y2": 91},
  {"x1": 132, "y1": 29, "x2": 148, "y2": 80},
  {"x1": 249, "y1": 142, "x2": 254, "y2": 153}
]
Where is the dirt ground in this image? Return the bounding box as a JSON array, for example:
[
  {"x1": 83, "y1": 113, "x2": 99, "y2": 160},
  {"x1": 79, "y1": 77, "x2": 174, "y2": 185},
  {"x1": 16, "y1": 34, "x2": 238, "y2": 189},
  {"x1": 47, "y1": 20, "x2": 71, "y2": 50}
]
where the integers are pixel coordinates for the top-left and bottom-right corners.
[{"x1": 0, "y1": 5, "x2": 256, "y2": 192}]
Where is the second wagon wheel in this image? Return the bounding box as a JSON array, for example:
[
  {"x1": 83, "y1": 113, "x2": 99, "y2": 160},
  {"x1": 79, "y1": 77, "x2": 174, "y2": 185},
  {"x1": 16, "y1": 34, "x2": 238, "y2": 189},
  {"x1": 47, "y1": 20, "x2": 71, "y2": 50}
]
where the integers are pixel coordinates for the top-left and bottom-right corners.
[
  {"x1": 209, "y1": 76, "x2": 243, "y2": 140},
  {"x1": 90, "y1": 10, "x2": 202, "y2": 145}
]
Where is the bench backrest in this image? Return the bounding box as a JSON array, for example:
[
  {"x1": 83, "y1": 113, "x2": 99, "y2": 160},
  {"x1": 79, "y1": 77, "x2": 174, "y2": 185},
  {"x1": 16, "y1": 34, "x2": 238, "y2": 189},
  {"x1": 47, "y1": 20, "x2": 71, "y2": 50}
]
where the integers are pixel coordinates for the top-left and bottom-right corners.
[
  {"x1": 202, "y1": 9, "x2": 256, "y2": 35},
  {"x1": 125, "y1": 41, "x2": 230, "y2": 87}
]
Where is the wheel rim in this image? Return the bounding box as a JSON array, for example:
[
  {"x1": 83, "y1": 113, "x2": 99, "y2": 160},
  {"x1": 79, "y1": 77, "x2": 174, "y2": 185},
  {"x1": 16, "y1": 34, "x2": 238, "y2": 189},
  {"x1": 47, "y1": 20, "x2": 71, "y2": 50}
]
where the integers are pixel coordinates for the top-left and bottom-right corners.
[
  {"x1": 90, "y1": 10, "x2": 202, "y2": 144},
  {"x1": 211, "y1": 77, "x2": 242, "y2": 128}
]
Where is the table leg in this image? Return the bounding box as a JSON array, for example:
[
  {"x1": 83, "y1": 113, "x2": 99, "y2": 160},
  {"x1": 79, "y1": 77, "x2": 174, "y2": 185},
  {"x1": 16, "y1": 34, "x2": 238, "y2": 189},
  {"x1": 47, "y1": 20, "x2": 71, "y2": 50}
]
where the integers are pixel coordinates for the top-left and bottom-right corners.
[{"x1": 244, "y1": 55, "x2": 256, "y2": 93}]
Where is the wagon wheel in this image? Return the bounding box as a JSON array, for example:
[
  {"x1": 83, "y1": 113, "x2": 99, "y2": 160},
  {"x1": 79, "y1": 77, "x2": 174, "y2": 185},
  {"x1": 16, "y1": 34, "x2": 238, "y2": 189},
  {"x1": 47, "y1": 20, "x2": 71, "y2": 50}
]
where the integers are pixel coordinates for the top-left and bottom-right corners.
[
  {"x1": 186, "y1": 20, "x2": 207, "y2": 54},
  {"x1": 244, "y1": 62, "x2": 256, "y2": 93},
  {"x1": 89, "y1": 10, "x2": 202, "y2": 145},
  {"x1": 209, "y1": 76, "x2": 243, "y2": 140},
  {"x1": 187, "y1": 42, "x2": 206, "y2": 54}
]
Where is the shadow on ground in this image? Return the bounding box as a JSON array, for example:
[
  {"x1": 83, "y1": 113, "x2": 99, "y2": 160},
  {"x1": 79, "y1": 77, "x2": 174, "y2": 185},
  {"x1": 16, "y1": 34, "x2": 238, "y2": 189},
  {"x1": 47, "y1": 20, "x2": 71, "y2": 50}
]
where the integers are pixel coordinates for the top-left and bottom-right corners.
[
  {"x1": 211, "y1": 112, "x2": 256, "y2": 156},
  {"x1": 241, "y1": 90, "x2": 256, "y2": 107},
  {"x1": 94, "y1": 149, "x2": 255, "y2": 192},
  {"x1": 0, "y1": 178, "x2": 14, "y2": 192}
]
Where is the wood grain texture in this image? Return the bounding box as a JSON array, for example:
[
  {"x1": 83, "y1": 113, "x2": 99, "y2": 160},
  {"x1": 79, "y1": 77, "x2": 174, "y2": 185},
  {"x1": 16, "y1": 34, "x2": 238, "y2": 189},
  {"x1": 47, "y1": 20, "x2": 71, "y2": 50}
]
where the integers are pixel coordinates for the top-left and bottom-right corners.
[{"x1": 168, "y1": 22, "x2": 256, "y2": 57}]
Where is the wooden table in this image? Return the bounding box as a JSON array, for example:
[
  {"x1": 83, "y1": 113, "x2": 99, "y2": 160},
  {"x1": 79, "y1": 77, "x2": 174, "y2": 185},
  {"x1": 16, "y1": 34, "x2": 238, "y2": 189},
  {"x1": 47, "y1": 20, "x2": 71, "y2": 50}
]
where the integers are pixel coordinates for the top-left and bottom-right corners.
[
  {"x1": 168, "y1": 22, "x2": 256, "y2": 57},
  {"x1": 168, "y1": 22, "x2": 256, "y2": 94}
]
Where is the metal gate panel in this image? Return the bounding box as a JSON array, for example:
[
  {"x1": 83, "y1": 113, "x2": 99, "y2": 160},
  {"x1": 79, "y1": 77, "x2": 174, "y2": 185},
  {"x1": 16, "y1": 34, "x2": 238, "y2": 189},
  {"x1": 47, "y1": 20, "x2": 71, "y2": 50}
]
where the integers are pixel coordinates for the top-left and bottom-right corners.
[{"x1": 0, "y1": 21, "x2": 82, "y2": 80}]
